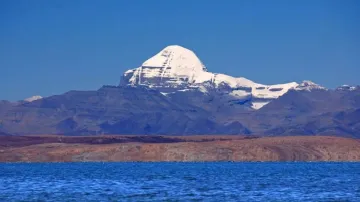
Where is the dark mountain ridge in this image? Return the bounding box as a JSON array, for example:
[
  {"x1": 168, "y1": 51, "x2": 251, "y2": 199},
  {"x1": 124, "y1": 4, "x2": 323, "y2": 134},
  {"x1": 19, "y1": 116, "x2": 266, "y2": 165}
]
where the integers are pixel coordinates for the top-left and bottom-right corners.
[{"x1": 0, "y1": 85, "x2": 359, "y2": 137}]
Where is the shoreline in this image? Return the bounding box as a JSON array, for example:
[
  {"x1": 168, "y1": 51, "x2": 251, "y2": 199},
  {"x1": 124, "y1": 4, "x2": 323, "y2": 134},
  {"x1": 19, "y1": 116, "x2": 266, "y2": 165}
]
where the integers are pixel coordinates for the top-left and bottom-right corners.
[
  {"x1": 1, "y1": 135, "x2": 360, "y2": 162},
  {"x1": 2, "y1": 161, "x2": 360, "y2": 163}
]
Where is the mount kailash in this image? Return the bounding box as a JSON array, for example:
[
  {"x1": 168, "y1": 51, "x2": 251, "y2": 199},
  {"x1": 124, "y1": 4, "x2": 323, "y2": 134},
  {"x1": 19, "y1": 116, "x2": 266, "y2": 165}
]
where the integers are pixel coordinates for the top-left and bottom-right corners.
[
  {"x1": 1, "y1": 45, "x2": 359, "y2": 137},
  {"x1": 121, "y1": 45, "x2": 325, "y2": 109}
]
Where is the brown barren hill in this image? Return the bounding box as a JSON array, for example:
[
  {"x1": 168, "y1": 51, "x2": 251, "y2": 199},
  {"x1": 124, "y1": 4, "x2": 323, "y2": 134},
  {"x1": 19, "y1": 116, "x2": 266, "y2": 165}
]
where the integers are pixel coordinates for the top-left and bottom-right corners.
[{"x1": 0, "y1": 135, "x2": 359, "y2": 162}]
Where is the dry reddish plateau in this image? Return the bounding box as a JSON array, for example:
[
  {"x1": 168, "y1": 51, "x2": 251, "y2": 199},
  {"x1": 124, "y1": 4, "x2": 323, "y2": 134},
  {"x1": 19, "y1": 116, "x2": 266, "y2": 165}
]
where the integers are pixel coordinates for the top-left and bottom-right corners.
[{"x1": 1, "y1": 135, "x2": 360, "y2": 162}]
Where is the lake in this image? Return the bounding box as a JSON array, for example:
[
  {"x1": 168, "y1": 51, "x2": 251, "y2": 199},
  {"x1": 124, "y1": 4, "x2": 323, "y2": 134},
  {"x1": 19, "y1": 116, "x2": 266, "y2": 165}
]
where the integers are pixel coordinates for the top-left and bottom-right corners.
[{"x1": 0, "y1": 162, "x2": 359, "y2": 201}]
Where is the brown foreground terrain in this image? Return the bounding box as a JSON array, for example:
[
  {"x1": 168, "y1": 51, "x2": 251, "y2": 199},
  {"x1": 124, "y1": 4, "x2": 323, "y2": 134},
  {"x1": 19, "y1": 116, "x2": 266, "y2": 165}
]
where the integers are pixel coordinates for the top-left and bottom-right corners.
[{"x1": 0, "y1": 135, "x2": 360, "y2": 162}]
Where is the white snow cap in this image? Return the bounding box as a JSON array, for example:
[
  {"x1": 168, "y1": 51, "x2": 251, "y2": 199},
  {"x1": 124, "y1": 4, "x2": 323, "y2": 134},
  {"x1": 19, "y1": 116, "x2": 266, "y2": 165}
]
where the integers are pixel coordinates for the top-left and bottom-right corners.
[
  {"x1": 337, "y1": 85, "x2": 357, "y2": 91},
  {"x1": 295, "y1": 80, "x2": 326, "y2": 91},
  {"x1": 143, "y1": 45, "x2": 207, "y2": 74},
  {"x1": 24, "y1": 95, "x2": 43, "y2": 102},
  {"x1": 126, "y1": 45, "x2": 212, "y2": 84},
  {"x1": 124, "y1": 45, "x2": 298, "y2": 89},
  {"x1": 122, "y1": 45, "x2": 326, "y2": 109}
]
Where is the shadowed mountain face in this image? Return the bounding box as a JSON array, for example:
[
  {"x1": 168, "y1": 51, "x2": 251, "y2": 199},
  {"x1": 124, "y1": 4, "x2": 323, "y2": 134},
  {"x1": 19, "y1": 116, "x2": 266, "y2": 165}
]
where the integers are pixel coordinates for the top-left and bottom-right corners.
[
  {"x1": 260, "y1": 89, "x2": 360, "y2": 114},
  {"x1": 248, "y1": 88, "x2": 360, "y2": 137},
  {"x1": 0, "y1": 85, "x2": 359, "y2": 137},
  {"x1": 0, "y1": 86, "x2": 251, "y2": 136}
]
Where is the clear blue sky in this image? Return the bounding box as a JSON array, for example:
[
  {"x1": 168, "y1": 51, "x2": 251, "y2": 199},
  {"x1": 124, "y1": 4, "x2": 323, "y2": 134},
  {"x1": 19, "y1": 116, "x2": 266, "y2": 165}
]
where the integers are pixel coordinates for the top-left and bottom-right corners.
[{"x1": 1, "y1": 0, "x2": 359, "y2": 101}]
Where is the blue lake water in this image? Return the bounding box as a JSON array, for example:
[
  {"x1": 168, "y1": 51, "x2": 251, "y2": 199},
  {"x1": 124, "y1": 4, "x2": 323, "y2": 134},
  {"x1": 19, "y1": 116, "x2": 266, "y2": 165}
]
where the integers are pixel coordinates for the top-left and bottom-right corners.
[{"x1": 0, "y1": 162, "x2": 359, "y2": 201}]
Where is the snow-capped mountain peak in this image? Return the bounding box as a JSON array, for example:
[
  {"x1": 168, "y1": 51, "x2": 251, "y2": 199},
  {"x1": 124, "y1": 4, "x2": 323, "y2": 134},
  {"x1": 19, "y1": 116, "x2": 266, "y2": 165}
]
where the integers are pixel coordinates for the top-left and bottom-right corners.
[
  {"x1": 124, "y1": 45, "x2": 211, "y2": 86},
  {"x1": 295, "y1": 80, "x2": 326, "y2": 91},
  {"x1": 24, "y1": 95, "x2": 43, "y2": 102},
  {"x1": 120, "y1": 45, "x2": 322, "y2": 109},
  {"x1": 143, "y1": 45, "x2": 207, "y2": 73},
  {"x1": 336, "y1": 85, "x2": 358, "y2": 91}
]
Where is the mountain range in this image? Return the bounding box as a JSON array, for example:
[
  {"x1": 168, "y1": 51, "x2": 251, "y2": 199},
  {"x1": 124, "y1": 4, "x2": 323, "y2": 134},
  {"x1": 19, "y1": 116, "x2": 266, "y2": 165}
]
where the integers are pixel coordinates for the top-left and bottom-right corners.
[{"x1": 1, "y1": 45, "x2": 359, "y2": 137}]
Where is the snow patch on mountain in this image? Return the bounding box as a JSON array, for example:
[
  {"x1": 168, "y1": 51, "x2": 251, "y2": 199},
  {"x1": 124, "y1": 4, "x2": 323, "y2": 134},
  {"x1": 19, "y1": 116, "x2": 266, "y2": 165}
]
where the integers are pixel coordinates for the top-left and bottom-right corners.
[
  {"x1": 336, "y1": 85, "x2": 358, "y2": 91},
  {"x1": 295, "y1": 80, "x2": 326, "y2": 91},
  {"x1": 197, "y1": 86, "x2": 209, "y2": 94},
  {"x1": 24, "y1": 95, "x2": 43, "y2": 102},
  {"x1": 252, "y1": 102, "x2": 270, "y2": 110}
]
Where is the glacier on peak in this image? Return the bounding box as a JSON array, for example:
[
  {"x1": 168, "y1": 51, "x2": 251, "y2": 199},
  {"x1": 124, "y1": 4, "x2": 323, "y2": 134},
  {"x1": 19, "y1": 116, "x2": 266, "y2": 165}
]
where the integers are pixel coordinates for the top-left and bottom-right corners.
[{"x1": 120, "y1": 45, "x2": 323, "y2": 109}]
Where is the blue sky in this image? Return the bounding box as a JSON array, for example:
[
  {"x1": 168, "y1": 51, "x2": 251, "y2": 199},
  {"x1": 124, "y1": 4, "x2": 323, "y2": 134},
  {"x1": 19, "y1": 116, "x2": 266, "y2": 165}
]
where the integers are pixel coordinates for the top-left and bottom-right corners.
[{"x1": 1, "y1": 0, "x2": 359, "y2": 101}]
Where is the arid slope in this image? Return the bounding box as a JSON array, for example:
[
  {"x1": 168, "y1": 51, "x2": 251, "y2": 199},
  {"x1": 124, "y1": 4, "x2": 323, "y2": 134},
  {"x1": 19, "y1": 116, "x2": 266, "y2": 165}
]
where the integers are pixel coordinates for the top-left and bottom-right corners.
[{"x1": 0, "y1": 135, "x2": 359, "y2": 162}]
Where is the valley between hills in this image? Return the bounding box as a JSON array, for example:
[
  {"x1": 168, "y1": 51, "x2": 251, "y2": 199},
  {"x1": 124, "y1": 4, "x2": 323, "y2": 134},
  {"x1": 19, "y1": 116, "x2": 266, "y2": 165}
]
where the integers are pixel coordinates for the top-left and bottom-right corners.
[{"x1": 1, "y1": 135, "x2": 360, "y2": 162}]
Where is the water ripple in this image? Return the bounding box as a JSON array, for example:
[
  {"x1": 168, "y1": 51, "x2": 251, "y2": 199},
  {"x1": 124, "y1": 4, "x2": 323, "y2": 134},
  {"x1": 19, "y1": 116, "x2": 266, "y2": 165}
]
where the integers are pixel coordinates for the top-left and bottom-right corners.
[{"x1": 0, "y1": 162, "x2": 359, "y2": 201}]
